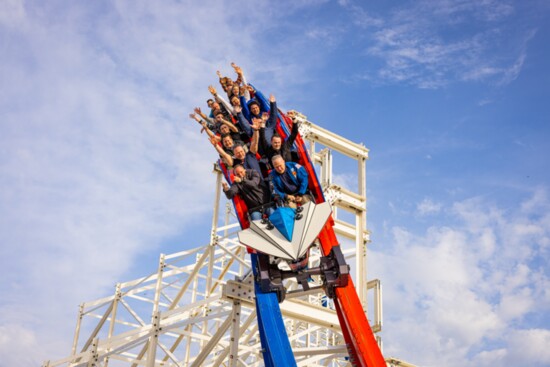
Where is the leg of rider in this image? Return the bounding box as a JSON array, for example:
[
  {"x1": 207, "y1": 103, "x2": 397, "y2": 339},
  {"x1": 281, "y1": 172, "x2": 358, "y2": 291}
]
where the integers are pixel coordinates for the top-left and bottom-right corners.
[{"x1": 250, "y1": 211, "x2": 262, "y2": 221}]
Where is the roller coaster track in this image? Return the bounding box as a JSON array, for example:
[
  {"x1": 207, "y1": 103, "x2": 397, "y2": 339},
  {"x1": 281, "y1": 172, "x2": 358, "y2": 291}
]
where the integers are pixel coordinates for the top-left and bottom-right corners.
[
  {"x1": 44, "y1": 108, "x2": 388, "y2": 367},
  {"x1": 220, "y1": 110, "x2": 385, "y2": 367}
]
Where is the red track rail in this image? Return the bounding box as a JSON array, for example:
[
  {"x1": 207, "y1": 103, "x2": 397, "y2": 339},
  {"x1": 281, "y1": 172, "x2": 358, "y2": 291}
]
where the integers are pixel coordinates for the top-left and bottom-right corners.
[{"x1": 277, "y1": 114, "x2": 386, "y2": 367}]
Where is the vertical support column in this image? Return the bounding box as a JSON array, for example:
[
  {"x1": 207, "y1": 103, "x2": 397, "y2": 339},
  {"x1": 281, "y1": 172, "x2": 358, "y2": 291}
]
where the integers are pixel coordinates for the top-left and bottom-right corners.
[
  {"x1": 87, "y1": 337, "x2": 99, "y2": 367},
  {"x1": 211, "y1": 165, "x2": 223, "y2": 234},
  {"x1": 208, "y1": 166, "x2": 223, "y2": 296},
  {"x1": 309, "y1": 140, "x2": 316, "y2": 162},
  {"x1": 104, "y1": 283, "x2": 121, "y2": 367},
  {"x1": 147, "y1": 254, "x2": 165, "y2": 367},
  {"x1": 356, "y1": 157, "x2": 368, "y2": 311},
  {"x1": 228, "y1": 300, "x2": 241, "y2": 367},
  {"x1": 146, "y1": 312, "x2": 160, "y2": 367},
  {"x1": 71, "y1": 303, "x2": 84, "y2": 357}
]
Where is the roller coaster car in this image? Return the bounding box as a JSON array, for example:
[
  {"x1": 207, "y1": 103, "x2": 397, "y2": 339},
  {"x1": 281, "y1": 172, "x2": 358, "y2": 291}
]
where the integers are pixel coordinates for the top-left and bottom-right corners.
[{"x1": 238, "y1": 202, "x2": 350, "y2": 303}]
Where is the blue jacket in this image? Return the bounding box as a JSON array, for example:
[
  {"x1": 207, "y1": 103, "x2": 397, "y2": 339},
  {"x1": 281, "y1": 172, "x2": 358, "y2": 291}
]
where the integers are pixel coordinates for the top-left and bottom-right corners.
[{"x1": 270, "y1": 162, "x2": 308, "y2": 199}]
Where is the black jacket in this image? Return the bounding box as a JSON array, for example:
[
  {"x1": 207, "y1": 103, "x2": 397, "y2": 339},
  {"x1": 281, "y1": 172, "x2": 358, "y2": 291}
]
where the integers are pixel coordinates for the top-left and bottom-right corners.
[
  {"x1": 260, "y1": 119, "x2": 299, "y2": 163},
  {"x1": 224, "y1": 169, "x2": 271, "y2": 210}
]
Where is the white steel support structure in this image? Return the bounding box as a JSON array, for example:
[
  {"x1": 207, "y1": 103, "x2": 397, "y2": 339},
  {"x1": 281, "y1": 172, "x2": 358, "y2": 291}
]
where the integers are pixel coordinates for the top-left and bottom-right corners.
[{"x1": 45, "y1": 115, "x2": 385, "y2": 367}]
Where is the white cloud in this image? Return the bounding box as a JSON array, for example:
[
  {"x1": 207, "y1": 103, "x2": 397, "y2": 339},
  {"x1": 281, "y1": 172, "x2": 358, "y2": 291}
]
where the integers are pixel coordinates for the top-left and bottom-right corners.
[
  {"x1": 417, "y1": 198, "x2": 442, "y2": 215},
  {"x1": 341, "y1": 0, "x2": 534, "y2": 88},
  {"x1": 371, "y1": 188, "x2": 550, "y2": 366},
  {"x1": 507, "y1": 329, "x2": 550, "y2": 365}
]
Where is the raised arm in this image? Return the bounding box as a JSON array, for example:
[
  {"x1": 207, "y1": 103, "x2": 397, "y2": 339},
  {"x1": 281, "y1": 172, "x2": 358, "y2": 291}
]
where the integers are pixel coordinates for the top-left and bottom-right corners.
[
  {"x1": 189, "y1": 113, "x2": 217, "y2": 140},
  {"x1": 266, "y1": 94, "x2": 278, "y2": 129},
  {"x1": 220, "y1": 117, "x2": 238, "y2": 133},
  {"x1": 286, "y1": 118, "x2": 300, "y2": 147},
  {"x1": 258, "y1": 117, "x2": 270, "y2": 154},
  {"x1": 250, "y1": 118, "x2": 261, "y2": 155},
  {"x1": 234, "y1": 105, "x2": 253, "y2": 137},
  {"x1": 194, "y1": 107, "x2": 215, "y2": 130},
  {"x1": 209, "y1": 85, "x2": 235, "y2": 115},
  {"x1": 210, "y1": 136, "x2": 234, "y2": 166},
  {"x1": 231, "y1": 62, "x2": 246, "y2": 86}
]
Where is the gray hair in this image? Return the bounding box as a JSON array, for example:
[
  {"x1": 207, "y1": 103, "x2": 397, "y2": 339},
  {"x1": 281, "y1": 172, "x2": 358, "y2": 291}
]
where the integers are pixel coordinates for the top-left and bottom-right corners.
[{"x1": 271, "y1": 154, "x2": 284, "y2": 164}]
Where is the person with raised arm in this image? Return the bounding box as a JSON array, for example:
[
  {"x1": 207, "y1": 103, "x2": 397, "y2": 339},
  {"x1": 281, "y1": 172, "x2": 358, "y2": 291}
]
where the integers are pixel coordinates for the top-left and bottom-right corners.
[
  {"x1": 235, "y1": 94, "x2": 278, "y2": 145},
  {"x1": 231, "y1": 118, "x2": 262, "y2": 176},
  {"x1": 260, "y1": 106, "x2": 300, "y2": 163}
]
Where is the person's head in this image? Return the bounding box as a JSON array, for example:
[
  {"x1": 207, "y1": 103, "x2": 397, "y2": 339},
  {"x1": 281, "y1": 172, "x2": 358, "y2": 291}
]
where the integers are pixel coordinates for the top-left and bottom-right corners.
[
  {"x1": 206, "y1": 99, "x2": 215, "y2": 108},
  {"x1": 233, "y1": 144, "x2": 246, "y2": 160},
  {"x1": 271, "y1": 133, "x2": 282, "y2": 151},
  {"x1": 219, "y1": 124, "x2": 230, "y2": 135},
  {"x1": 211, "y1": 101, "x2": 221, "y2": 111},
  {"x1": 230, "y1": 96, "x2": 240, "y2": 107},
  {"x1": 234, "y1": 164, "x2": 246, "y2": 178},
  {"x1": 249, "y1": 101, "x2": 260, "y2": 116},
  {"x1": 231, "y1": 85, "x2": 240, "y2": 97},
  {"x1": 272, "y1": 155, "x2": 286, "y2": 174},
  {"x1": 223, "y1": 80, "x2": 234, "y2": 92},
  {"x1": 221, "y1": 134, "x2": 234, "y2": 149},
  {"x1": 214, "y1": 110, "x2": 225, "y2": 123}
]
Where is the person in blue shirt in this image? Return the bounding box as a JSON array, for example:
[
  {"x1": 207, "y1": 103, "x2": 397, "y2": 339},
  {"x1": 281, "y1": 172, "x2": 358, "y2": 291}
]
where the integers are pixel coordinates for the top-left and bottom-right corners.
[{"x1": 270, "y1": 155, "x2": 310, "y2": 208}]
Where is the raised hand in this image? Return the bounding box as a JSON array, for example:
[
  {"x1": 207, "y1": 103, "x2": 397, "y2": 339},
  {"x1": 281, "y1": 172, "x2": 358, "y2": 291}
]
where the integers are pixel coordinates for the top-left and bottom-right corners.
[
  {"x1": 251, "y1": 117, "x2": 262, "y2": 130},
  {"x1": 222, "y1": 182, "x2": 229, "y2": 191},
  {"x1": 231, "y1": 62, "x2": 242, "y2": 73},
  {"x1": 233, "y1": 105, "x2": 242, "y2": 114},
  {"x1": 269, "y1": 94, "x2": 276, "y2": 103},
  {"x1": 194, "y1": 107, "x2": 202, "y2": 115},
  {"x1": 210, "y1": 136, "x2": 219, "y2": 146},
  {"x1": 208, "y1": 85, "x2": 217, "y2": 96},
  {"x1": 217, "y1": 70, "x2": 222, "y2": 78}
]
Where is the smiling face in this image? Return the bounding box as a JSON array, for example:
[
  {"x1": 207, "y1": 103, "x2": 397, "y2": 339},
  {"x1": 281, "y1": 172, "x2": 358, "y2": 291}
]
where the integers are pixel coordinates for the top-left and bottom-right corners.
[
  {"x1": 234, "y1": 165, "x2": 246, "y2": 178},
  {"x1": 222, "y1": 135, "x2": 233, "y2": 149},
  {"x1": 223, "y1": 81, "x2": 233, "y2": 92},
  {"x1": 215, "y1": 113, "x2": 224, "y2": 123},
  {"x1": 273, "y1": 157, "x2": 286, "y2": 174},
  {"x1": 233, "y1": 145, "x2": 246, "y2": 160},
  {"x1": 271, "y1": 136, "x2": 282, "y2": 150},
  {"x1": 230, "y1": 96, "x2": 240, "y2": 106},
  {"x1": 231, "y1": 85, "x2": 240, "y2": 96},
  {"x1": 250, "y1": 103, "x2": 260, "y2": 115}
]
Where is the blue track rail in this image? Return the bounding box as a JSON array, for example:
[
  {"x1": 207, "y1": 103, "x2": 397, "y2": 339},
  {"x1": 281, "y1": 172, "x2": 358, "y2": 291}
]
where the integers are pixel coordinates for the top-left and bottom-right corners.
[{"x1": 251, "y1": 254, "x2": 297, "y2": 367}]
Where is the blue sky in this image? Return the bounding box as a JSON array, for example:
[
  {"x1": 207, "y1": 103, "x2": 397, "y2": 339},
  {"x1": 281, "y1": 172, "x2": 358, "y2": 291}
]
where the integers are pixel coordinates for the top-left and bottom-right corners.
[{"x1": 1, "y1": 0, "x2": 549, "y2": 366}]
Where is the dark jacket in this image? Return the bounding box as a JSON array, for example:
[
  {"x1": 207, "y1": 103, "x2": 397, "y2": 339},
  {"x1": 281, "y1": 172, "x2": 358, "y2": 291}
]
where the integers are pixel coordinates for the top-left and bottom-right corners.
[
  {"x1": 260, "y1": 119, "x2": 299, "y2": 163},
  {"x1": 224, "y1": 169, "x2": 271, "y2": 210},
  {"x1": 233, "y1": 151, "x2": 262, "y2": 178}
]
